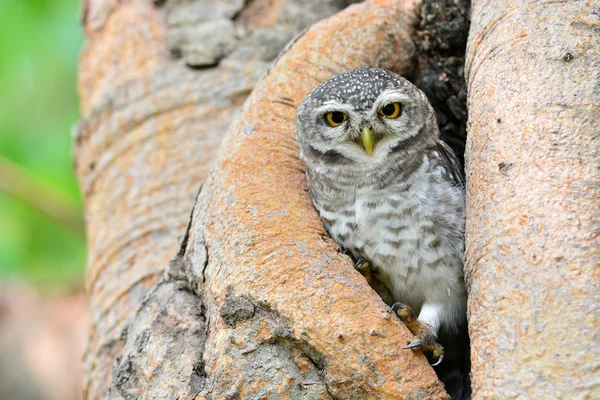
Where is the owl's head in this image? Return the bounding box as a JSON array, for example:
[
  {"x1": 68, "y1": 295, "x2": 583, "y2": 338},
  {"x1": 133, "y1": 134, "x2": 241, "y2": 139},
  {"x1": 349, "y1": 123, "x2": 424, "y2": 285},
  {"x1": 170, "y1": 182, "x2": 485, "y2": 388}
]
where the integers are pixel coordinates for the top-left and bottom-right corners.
[{"x1": 296, "y1": 68, "x2": 438, "y2": 172}]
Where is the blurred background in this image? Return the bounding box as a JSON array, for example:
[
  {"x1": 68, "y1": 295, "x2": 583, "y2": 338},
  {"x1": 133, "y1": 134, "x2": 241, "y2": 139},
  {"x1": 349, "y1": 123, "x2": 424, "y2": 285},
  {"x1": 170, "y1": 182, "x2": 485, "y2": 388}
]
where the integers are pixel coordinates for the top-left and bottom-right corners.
[{"x1": 0, "y1": 0, "x2": 87, "y2": 399}]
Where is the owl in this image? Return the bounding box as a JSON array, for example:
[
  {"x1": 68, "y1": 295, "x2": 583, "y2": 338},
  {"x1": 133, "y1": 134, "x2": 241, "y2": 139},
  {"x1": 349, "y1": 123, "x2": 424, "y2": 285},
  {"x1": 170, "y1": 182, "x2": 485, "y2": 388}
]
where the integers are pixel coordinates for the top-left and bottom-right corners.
[{"x1": 296, "y1": 68, "x2": 470, "y2": 399}]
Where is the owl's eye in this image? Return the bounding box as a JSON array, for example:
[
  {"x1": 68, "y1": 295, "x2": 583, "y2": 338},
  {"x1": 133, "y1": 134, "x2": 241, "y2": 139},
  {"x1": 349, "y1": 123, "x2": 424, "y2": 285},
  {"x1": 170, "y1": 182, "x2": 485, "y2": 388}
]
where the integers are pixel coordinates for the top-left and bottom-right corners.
[
  {"x1": 379, "y1": 103, "x2": 402, "y2": 119},
  {"x1": 324, "y1": 111, "x2": 348, "y2": 127}
]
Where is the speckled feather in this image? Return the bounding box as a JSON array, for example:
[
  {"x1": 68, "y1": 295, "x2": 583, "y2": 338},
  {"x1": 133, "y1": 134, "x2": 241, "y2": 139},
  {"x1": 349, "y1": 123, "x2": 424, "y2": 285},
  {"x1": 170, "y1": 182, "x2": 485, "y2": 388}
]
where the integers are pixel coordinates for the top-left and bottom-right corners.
[{"x1": 297, "y1": 68, "x2": 470, "y2": 399}]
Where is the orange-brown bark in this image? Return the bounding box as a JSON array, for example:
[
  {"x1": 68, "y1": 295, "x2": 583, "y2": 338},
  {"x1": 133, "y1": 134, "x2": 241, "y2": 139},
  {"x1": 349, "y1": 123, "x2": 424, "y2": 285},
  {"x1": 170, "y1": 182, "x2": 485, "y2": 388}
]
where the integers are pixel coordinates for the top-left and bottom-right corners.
[
  {"x1": 465, "y1": 0, "x2": 599, "y2": 397},
  {"x1": 184, "y1": 0, "x2": 449, "y2": 397},
  {"x1": 76, "y1": 2, "x2": 175, "y2": 396}
]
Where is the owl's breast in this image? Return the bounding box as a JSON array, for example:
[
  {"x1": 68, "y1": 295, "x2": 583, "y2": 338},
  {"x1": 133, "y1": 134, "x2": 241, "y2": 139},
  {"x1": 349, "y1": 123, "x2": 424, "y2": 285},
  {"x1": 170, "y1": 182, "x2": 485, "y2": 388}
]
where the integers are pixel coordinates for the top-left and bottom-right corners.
[
  {"x1": 316, "y1": 190, "x2": 415, "y2": 261},
  {"x1": 315, "y1": 199, "x2": 358, "y2": 255},
  {"x1": 316, "y1": 185, "x2": 464, "y2": 305}
]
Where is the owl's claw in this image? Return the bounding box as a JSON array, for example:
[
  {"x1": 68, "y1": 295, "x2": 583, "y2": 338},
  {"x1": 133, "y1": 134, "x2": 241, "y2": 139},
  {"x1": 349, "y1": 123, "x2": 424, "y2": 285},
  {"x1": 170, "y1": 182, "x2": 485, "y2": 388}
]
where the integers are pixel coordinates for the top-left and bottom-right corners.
[
  {"x1": 430, "y1": 353, "x2": 444, "y2": 367},
  {"x1": 391, "y1": 302, "x2": 445, "y2": 366},
  {"x1": 390, "y1": 301, "x2": 406, "y2": 315},
  {"x1": 354, "y1": 258, "x2": 373, "y2": 286},
  {"x1": 402, "y1": 340, "x2": 422, "y2": 350}
]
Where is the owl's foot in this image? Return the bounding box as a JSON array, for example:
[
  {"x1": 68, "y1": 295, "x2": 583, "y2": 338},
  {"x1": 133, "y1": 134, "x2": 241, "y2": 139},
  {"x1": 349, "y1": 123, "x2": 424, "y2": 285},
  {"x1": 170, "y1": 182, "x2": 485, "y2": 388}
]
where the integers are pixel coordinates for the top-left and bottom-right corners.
[
  {"x1": 354, "y1": 258, "x2": 373, "y2": 286},
  {"x1": 391, "y1": 302, "x2": 444, "y2": 366}
]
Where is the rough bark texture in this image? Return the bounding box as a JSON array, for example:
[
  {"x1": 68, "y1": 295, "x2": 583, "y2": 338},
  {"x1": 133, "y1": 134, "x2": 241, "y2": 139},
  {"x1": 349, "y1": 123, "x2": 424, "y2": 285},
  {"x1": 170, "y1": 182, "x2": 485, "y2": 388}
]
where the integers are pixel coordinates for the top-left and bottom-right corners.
[
  {"x1": 104, "y1": 0, "x2": 451, "y2": 398},
  {"x1": 74, "y1": 0, "x2": 360, "y2": 397},
  {"x1": 465, "y1": 0, "x2": 599, "y2": 398}
]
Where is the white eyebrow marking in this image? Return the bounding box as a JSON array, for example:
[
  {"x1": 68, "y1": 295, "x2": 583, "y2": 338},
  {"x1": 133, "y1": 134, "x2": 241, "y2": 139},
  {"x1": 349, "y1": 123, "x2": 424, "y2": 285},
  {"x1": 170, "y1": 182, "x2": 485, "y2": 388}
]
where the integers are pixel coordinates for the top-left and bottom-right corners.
[
  {"x1": 315, "y1": 101, "x2": 356, "y2": 115},
  {"x1": 371, "y1": 90, "x2": 412, "y2": 114}
]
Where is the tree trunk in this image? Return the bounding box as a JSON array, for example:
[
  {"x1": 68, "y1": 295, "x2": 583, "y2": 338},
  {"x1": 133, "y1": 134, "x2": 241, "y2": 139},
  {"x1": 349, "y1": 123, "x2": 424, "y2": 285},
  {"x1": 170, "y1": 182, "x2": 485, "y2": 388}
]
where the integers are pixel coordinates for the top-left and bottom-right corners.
[{"x1": 465, "y1": 0, "x2": 599, "y2": 398}]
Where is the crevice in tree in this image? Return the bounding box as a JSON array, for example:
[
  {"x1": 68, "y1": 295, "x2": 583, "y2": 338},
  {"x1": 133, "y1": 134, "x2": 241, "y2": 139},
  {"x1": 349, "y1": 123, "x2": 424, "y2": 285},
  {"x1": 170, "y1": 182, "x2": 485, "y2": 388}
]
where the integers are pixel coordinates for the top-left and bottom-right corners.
[
  {"x1": 185, "y1": 60, "x2": 222, "y2": 70},
  {"x1": 407, "y1": 2, "x2": 472, "y2": 399},
  {"x1": 411, "y1": 0, "x2": 471, "y2": 170},
  {"x1": 177, "y1": 183, "x2": 203, "y2": 258},
  {"x1": 110, "y1": 183, "x2": 211, "y2": 397}
]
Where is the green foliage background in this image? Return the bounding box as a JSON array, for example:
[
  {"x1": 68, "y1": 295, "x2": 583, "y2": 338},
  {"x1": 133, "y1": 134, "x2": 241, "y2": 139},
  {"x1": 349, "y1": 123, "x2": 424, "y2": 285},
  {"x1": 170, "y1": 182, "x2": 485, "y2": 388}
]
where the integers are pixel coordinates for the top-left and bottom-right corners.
[{"x1": 0, "y1": 0, "x2": 85, "y2": 291}]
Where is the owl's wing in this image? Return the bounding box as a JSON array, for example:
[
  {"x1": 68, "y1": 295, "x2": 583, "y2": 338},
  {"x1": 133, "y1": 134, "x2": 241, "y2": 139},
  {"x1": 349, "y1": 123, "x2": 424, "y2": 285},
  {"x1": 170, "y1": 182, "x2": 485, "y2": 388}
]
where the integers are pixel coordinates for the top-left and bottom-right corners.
[{"x1": 435, "y1": 140, "x2": 465, "y2": 187}]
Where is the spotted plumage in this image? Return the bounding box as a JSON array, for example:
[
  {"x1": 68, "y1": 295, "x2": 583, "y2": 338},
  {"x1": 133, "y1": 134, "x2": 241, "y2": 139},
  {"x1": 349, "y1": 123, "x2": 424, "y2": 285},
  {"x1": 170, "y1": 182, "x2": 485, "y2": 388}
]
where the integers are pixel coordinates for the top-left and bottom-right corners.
[{"x1": 296, "y1": 68, "x2": 470, "y2": 399}]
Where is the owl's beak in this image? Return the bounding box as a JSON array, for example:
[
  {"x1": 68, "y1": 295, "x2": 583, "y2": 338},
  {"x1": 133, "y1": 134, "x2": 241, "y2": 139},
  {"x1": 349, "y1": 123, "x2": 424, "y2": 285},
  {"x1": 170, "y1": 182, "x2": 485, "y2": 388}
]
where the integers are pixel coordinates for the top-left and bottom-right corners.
[{"x1": 361, "y1": 127, "x2": 374, "y2": 154}]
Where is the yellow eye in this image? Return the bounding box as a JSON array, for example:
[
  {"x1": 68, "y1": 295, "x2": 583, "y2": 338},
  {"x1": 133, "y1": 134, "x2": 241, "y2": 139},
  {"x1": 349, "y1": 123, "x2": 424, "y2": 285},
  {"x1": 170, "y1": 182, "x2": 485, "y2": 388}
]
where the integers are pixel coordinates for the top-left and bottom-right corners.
[
  {"x1": 379, "y1": 102, "x2": 402, "y2": 119},
  {"x1": 325, "y1": 111, "x2": 348, "y2": 127}
]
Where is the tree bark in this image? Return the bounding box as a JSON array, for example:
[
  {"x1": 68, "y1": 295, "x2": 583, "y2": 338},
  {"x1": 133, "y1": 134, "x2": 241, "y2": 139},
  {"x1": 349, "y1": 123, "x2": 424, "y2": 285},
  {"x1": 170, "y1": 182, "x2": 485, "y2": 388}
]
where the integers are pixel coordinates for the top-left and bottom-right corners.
[
  {"x1": 76, "y1": 0, "x2": 449, "y2": 398},
  {"x1": 465, "y1": 0, "x2": 599, "y2": 398}
]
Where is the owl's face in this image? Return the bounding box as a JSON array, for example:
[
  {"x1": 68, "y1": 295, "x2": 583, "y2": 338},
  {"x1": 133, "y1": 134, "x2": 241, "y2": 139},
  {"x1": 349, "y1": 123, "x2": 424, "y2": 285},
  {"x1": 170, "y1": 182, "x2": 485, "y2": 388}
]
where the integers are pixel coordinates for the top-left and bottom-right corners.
[{"x1": 296, "y1": 68, "x2": 437, "y2": 171}]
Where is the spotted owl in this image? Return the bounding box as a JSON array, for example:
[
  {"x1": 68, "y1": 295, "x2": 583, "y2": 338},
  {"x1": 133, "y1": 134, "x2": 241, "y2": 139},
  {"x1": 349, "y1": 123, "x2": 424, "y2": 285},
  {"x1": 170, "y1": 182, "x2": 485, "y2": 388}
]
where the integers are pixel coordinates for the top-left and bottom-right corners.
[{"x1": 296, "y1": 68, "x2": 471, "y2": 399}]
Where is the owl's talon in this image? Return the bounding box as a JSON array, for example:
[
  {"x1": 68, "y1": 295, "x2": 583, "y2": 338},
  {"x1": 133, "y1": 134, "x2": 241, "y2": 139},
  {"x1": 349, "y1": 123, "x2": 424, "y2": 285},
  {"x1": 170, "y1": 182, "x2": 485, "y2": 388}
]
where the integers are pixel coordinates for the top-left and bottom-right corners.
[
  {"x1": 390, "y1": 302, "x2": 418, "y2": 327},
  {"x1": 430, "y1": 353, "x2": 444, "y2": 367},
  {"x1": 402, "y1": 334, "x2": 445, "y2": 366},
  {"x1": 354, "y1": 258, "x2": 373, "y2": 286},
  {"x1": 390, "y1": 301, "x2": 407, "y2": 315},
  {"x1": 354, "y1": 258, "x2": 368, "y2": 270},
  {"x1": 403, "y1": 340, "x2": 422, "y2": 350},
  {"x1": 391, "y1": 302, "x2": 445, "y2": 365}
]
